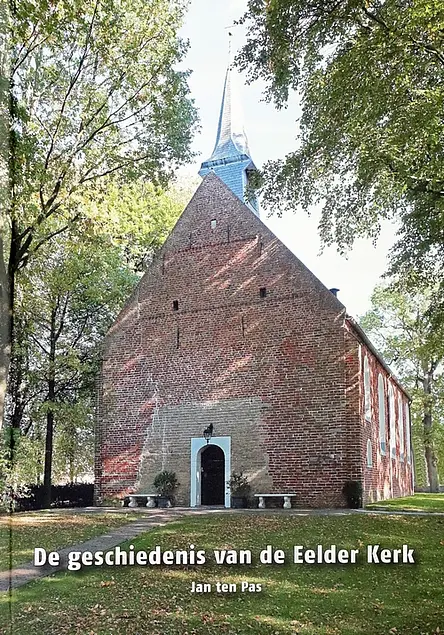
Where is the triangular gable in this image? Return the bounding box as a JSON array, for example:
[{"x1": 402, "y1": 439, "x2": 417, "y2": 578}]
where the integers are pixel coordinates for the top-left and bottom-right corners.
[{"x1": 106, "y1": 171, "x2": 347, "y2": 348}]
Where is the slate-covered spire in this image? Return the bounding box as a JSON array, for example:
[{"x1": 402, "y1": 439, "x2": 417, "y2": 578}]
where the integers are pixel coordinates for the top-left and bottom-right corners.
[
  {"x1": 199, "y1": 54, "x2": 259, "y2": 216},
  {"x1": 207, "y1": 63, "x2": 250, "y2": 162}
]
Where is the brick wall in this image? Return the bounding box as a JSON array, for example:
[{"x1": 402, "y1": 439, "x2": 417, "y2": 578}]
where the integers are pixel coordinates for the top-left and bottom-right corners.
[{"x1": 348, "y1": 331, "x2": 414, "y2": 503}]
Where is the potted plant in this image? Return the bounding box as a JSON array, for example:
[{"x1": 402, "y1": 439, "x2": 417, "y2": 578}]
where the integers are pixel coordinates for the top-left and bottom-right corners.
[
  {"x1": 153, "y1": 471, "x2": 179, "y2": 508},
  {"x1": 227, "y1": 471, "x2": 251, "y2": 508},
  {"x1": 342, "y1": 480, "x2": 363, "y2": 509}
]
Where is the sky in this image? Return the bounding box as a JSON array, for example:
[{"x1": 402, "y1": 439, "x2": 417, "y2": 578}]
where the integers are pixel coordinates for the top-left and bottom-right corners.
[{"x1": 178, "y1": 0, "x2": 399, "y2": 319}]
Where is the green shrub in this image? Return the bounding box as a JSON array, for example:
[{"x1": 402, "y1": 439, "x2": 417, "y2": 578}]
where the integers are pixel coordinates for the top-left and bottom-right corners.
[
  {"x1": 153, "y1": 470, "x2": 179, "y2": 498},
  {"x1": 342, "y1": 480, "x2": 363, "y2": 508},
  {"x1": 227, "y1": 471, "x2": 251, "y2": 497}
]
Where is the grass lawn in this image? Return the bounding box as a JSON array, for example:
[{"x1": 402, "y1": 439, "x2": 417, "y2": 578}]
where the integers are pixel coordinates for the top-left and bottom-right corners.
[
  {"x1": 1, "y1": 513, "x2": 443, "y2": 634},
  {"x1": 367, "y1": 493, "x2": 444, "y2": 513},
  {"x1": 0, "y1": 510, "x2": 143, "y2": 571}
]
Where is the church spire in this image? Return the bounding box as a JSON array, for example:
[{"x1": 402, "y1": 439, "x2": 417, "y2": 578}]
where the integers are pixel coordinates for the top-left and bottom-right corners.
[{"x1": 199, "y1": 41, "x2": 259, "y2": 216}]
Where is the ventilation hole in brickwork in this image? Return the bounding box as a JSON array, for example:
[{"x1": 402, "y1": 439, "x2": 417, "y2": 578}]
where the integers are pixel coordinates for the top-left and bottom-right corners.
[
  {"x1": 176, "y1": 327, "x2": 180, "y2": 349},
  {"x1": 210, "y1": 219, "x2": 217, "y2": 230},
  {"x1": 259, "y1": 287, "x2": 267, "y2": 298},
  {"x1": 241, "y1": 315, "x2": 245, "y2": 337},
  {"x1": 172, "y1": 300, "x2": 179, "y2": 311}
]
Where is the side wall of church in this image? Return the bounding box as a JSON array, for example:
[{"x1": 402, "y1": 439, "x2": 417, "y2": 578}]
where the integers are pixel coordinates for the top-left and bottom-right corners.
[{"x1": 358, "y1": 341, "x2": 414, "y2": 503}]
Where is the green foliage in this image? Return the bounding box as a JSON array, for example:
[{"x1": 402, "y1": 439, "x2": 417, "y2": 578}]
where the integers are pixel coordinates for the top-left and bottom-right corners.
[
  {"x1": 410, "y1": 400, "x2": 429, "y2": 487},
  {"x1": 360, "y1": 282, "x2": 444, "y2": 485},
  {"x1": 11, "y1": 0, "x2": 197, "y2": 206},
  {"x1": 238, "y1": 1, "x2": 444, "y2": 311},
  {"x1": 5, "y1": 233, "x2": 133, "y2": 485},
  {"x1": 0, "y1": 0, "x2": 198, "y2": 429},
  {"x1": 81, "y1": 178, "x2": 194, "y2": 271},
  {"x1": 8, "y1": 0, "x2": 197, "y2": 269},
  {"x1": 51, "y1": 400, "x2": 94, "y2": 484},
  {"x1": 6, "y1": 433, "x2": 43, "y2": 487},
  {"x1": 0, "y1": 425, "x2": 25, "y2": 511},
  {"x1": 227, "y1": 470, "x2": 251, "y2": 496},
  {"x1": 6, "y1": 181, "x2": 186, "y2": 485},
  {"x1": 153, "y1": 470, "x2": 179, "y2": 498}
]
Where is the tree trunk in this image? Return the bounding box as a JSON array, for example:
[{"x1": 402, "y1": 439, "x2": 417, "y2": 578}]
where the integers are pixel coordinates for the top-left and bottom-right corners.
[
  {"x1": 43, "y1": 407, "x2": 54, "y2": 508},
  {"x1": 68, "y1": 421, "x2": 76, "y2": 483},
  {"x1": 43, "y1": 308, "x2": 56, "y2": 508},
  {"x1": 35, "y1": 422, "x2": 42, "y2": 485},
  {"x1": 69, "y1": 451, "x2": 75, "y2": 484},
  {"x1": 0, "y1": 240, "x2": 10, "y2": 428},
  {"x1": 6, "y1": 316, "x2": 28, "y2": 432},
  {"x1": 422, "y1": 367, "x2": 440, "y2": 492},
  {"x1": 0, "y1": 0, "x2": 11, "y2": 428},
  {"x1": 1, "y1": 11, "x2": 20, "y2": 429}
]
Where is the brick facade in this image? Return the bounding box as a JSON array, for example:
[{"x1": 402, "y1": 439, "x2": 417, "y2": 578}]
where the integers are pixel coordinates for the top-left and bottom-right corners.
[
  {"x1": 346, "y1": 322, "x2": 414, "y2": 503},
  {"x1": 95, "y1": 172, "x2": 413, "y2": 507}
]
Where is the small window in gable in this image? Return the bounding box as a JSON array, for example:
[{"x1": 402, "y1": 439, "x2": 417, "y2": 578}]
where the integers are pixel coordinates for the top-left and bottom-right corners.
[
  {"x1": 388, "y1": 383, "x2": 396, "y2": 459},
  {"x1": 398, "y1": 393, "x2": 404, "y2": 461},
  {"x1": 367, "y1": 439, "x2": 373, "y2": 467},
  {"x1": 364, "y1": 355, "x2": 371, "y2": 421},
  {"x1": 259, "y1": 287, "x2": 267, "y2": 298},
  {"x1": 210, "y1": 219, "x2": 217, "y2": 230},
  {"x1": 378, "y1": 374, "x2": 386, "y2": 455}
]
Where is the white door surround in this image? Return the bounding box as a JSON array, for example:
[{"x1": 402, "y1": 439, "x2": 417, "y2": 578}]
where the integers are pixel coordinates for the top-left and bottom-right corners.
[{"x1": 190, "y1": 436, "x2": 231, "y2": 508}]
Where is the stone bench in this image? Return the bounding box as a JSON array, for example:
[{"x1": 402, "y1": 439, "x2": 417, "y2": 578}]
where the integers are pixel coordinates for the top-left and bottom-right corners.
[
  {"x1": 123, "y1": 494, "x2": 159, "y2": 509},
  {"x1": 254, "y1": 494, "x2": 296, "y2": 509}
]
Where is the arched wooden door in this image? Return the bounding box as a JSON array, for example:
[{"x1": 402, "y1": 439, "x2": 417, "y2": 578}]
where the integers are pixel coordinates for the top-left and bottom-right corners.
[{"x1": 200, "y1": 445, "x2": 225, "y2": 505}]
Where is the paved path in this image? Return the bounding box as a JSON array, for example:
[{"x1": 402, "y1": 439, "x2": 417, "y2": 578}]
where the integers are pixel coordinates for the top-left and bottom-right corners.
[
  {"x1": 2, "y1": 505, "x2": 443, "y2": 592},
  {"x1": 0, "y1": 507, "x2": 247, "y2": 592},
  {"x1": 0, "y1": 509, "x2": 188, "y2": 593}
]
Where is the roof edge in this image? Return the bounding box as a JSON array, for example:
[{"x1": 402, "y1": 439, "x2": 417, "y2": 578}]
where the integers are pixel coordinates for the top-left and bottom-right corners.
[
  {"x1": 345, "y1": 316, "x2": 412, "y2": 400},
  {"x1": 200, "y1": 173, "x2": 347, "y2": 313}
]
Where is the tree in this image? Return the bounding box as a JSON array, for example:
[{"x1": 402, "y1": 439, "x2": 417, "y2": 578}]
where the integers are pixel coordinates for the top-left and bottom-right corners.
[
  {"x1": 5, "y1": 181, "x2": 186, "y2": 504},
  {"x1": 0, "y1": 0, "x2": 11, "y2": 428},
  {"x1": 10, "y1": 233, "x2": 138, "y2": 505},
  {"x1": 0, "y1": 0, "x2": 197, "y2": 424},
  {"x1": 237, "y1": 1, "x2": 444, "y2": 310},
  {"x1": 360, "y1": 283, "x2": 444, "y2": 491}
]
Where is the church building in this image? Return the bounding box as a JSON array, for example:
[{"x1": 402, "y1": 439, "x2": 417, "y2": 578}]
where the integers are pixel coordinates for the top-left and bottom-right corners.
[{"x1": 95, "y1": 62, "x2": 414, "y2": 508}]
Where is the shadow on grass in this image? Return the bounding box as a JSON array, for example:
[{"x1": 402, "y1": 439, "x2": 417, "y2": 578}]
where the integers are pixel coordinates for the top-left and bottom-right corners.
[{"x1": 1, "y1": 514, "x2": 444, "y2": 635}]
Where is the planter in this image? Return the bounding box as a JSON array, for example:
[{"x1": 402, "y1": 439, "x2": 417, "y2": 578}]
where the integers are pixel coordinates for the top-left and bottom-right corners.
[
  {"x1": 231, "y1": 496, "x2": 247, "y2": 509},
  {"x1": 153, "y1": 471, "x2": 179, "y2": 508},
  {"x1": 346, "y1": 497, "x2": 362, "y2": 509},
  {"x1": 157, "y1": 496, "x2": 172, "y2": 508},
  {"x1": 227, "y1": 471, "x2": 251, "y2": 509}
]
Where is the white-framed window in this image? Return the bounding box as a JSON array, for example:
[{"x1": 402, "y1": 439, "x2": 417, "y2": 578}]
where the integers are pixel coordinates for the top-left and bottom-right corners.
[
  {"x1": 405, "y1": 402, "x2": 411, "y2": 463},
  {"x1": 398, "y1": 393, "x2": 404, "y2": 462},
  {"x1": 389, "y1": 383, "x2": 396, "y2": 458},
  {"x1": 367, "y1": 439, "x2": 373, "y2": 467},
  {"x1": 378, "y1": 374, "x2": 386, "y2": 454},
  {"x1": 364, "y1": 355, "x2": 372, "y2": 421}
]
